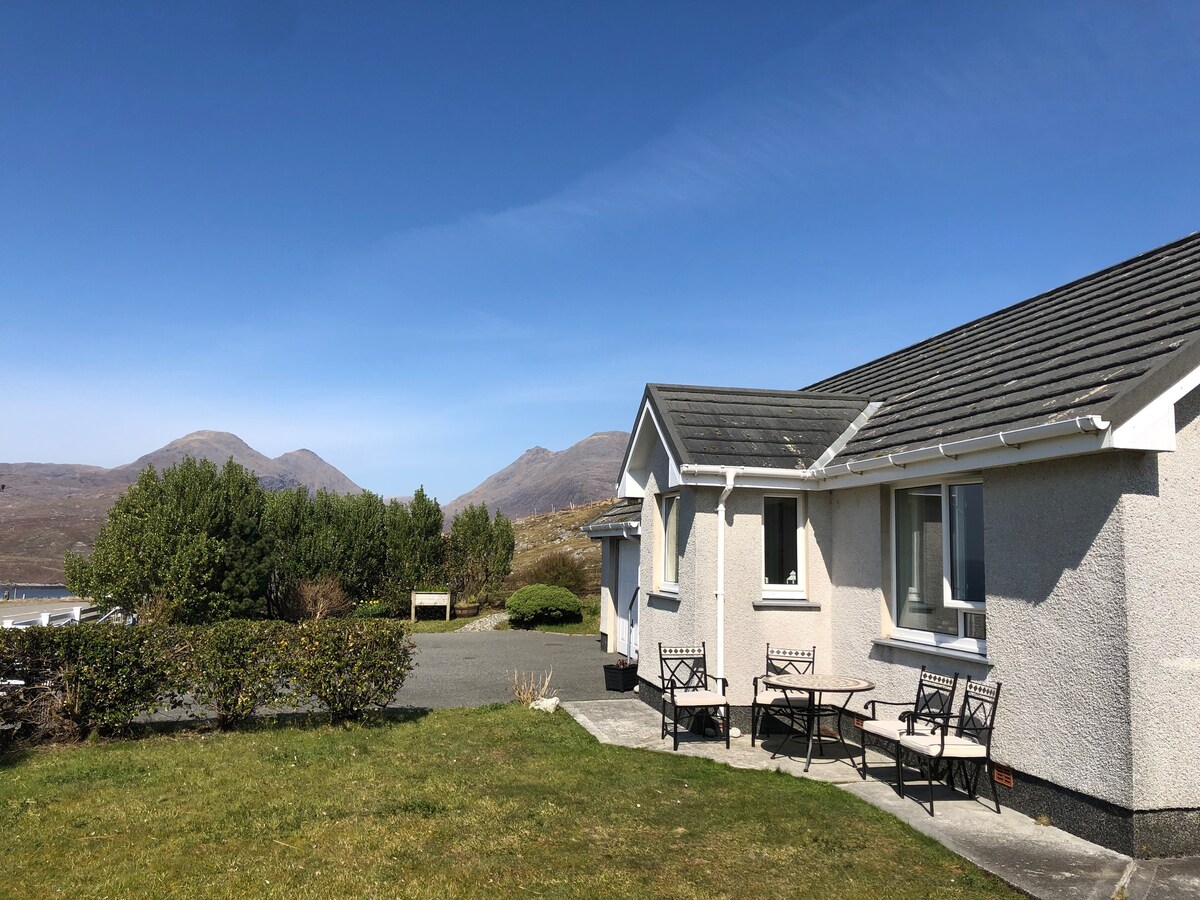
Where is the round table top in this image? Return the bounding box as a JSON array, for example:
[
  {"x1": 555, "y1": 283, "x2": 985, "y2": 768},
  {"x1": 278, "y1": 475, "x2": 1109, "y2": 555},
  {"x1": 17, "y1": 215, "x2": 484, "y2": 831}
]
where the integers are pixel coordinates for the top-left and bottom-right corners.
[{"x1": 762, "y1": 673, "x2": 875, "y2": 693}]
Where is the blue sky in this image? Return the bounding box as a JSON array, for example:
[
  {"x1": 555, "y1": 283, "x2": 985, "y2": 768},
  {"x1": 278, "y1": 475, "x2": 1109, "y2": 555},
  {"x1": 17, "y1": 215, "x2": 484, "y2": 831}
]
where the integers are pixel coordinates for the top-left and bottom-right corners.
[{"x1": 4, "y1": 2, "x2": 1200, "y2": 502}]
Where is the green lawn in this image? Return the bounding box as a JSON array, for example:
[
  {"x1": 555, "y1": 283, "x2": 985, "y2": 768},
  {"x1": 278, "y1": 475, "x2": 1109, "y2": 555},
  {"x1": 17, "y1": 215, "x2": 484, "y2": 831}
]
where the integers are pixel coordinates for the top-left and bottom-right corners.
[{"x1": 0, "y1": 706, "x2": 1017, "y2": 899}]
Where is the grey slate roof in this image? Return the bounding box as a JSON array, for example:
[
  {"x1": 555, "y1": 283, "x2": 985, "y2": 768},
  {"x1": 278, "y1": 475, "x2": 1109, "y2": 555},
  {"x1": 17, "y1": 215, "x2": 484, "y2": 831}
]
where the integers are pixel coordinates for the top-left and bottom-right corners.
[
  {"x1": 584, "y1": 498, "x2": 642, "y2": 529},
  {"x1": 806, "y1": 231, "x2": 1200, "y2": 463},
  {"x1": 644, "y1": 384, "x2": 871, "y2": 469}
]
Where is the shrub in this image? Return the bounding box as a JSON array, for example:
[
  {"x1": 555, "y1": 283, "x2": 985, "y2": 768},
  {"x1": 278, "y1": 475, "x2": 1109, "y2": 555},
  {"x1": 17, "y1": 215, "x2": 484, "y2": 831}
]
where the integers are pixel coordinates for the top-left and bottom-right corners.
[
  {"x1": 512, "y1": 550, "x2": 588, "y2": 596},
  {"x1": 282, "y1": 619, "x2": 416, "y2": 723},
  {"x1": 182, "y1": 620, "x2": 286, "y2": 729},
  {"x1": 295, "y1": 576, "x2": 354, "y2": 620},
  {"x1": 0, "y1": 624, "x2": 174, "y2": 739},
  {"x1": 505, "y1": 584, "x2": 581, "y2": 629}
]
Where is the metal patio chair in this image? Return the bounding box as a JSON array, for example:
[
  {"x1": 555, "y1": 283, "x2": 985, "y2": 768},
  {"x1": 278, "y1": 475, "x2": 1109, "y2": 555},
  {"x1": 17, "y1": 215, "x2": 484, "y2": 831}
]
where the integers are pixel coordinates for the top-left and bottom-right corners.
[
  {"x1": 858, "y1": 665, "x2": 958, "y2": 786},
  {"x1": 750, "y1": 644, "x2": 816, "y2": 747},
  {"x1": 897, "y1": 679, "x2": 1003, "y2": 815},
  {"x1": 658, "y1": 643, "x2": 730, "y2": 751}
]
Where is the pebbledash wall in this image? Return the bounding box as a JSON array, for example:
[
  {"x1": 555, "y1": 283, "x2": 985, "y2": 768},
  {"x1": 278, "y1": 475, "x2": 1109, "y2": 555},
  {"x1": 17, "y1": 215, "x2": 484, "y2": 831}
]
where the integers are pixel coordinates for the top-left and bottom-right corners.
[{"x1": 635, "y1": 388, "x2": 1200, "y2": 858}]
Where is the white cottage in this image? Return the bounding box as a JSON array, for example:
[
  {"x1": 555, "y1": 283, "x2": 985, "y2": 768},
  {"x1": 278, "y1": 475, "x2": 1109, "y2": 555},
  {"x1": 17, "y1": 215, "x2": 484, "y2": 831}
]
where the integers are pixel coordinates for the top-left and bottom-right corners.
[{"x1": 586, "y1": 232, "x2": 1200, "y2": 857}]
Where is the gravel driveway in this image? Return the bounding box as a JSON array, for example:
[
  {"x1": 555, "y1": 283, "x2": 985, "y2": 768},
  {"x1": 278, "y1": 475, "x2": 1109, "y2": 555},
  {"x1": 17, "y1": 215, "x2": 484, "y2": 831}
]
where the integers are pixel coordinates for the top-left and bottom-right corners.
[{"x1": 397, "y1": 630, "x2": 614, "y2": 708}]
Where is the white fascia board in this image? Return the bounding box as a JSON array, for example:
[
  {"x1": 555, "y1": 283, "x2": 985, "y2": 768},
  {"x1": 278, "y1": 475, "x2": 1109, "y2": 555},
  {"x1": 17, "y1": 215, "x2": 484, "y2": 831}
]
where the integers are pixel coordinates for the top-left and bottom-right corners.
[
  {"x1": 1105, "y1": 363, "x2": 1200, "y2": 452},
  {"x1": 580, "y1": 521, "x2": 642, "y2": 539},
  {"x1": 617, "y1": 401, "x2": 681, "y2": 498},
  {"x1": 814, "y1": 428, "x2": 1109, "y2": 489}
]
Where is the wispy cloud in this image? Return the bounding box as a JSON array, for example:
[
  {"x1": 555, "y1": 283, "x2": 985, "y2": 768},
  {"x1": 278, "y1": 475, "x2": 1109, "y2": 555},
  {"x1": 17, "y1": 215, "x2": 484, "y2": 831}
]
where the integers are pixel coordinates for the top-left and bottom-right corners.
[{"x1": 339, "y1": 1, "x2": 1199, "y2": 287}]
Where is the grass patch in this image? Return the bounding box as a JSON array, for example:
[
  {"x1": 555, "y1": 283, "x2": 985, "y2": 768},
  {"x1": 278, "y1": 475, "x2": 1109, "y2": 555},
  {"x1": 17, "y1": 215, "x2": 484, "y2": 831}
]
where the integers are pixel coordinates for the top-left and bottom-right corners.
[{"x1": 0, "y1": 705, "x2": 1019, "y2": 898}]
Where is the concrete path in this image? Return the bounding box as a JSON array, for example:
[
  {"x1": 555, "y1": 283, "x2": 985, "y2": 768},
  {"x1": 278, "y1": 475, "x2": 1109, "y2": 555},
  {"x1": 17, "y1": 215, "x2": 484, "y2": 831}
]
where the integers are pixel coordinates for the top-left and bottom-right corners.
[
  {"x1": 396, "y1": 630, "x2": 612, "y2": 709},
  {"x1": 564, "y1": 698, "x2": 1200, "y2": 900}
]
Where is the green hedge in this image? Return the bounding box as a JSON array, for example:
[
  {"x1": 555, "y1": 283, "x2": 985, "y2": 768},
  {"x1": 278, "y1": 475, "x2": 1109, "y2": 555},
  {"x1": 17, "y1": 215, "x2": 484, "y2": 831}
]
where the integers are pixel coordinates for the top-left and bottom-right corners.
[
  {"x1": 0, "y1": 618, "x2": 416, "y2": 743},
  {"x1": 284, "y1": 619, "x2": 415, "y2": 723},
  {"x1": 0, "y1": 623, "x2": 174, "y2": 740},
  {"x1": 505, "y1": 583, "x2": 581, "y2": 629},
  {"x1": 181, "y1": 620, "x2": 288, "y2": 730}
]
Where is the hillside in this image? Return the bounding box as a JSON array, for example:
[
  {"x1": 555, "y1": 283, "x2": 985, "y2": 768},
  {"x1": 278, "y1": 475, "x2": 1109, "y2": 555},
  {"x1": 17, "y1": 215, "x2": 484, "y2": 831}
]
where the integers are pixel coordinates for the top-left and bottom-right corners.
[
  {"x1": 509, "y1": 498, "x2": 615, "y2": 595},
  {"x1": 445, "y1": 431, "x2": 628, "y2": 522},
  {"x1": 0, "y1": 432, "x2": 362, "y2": 583}
]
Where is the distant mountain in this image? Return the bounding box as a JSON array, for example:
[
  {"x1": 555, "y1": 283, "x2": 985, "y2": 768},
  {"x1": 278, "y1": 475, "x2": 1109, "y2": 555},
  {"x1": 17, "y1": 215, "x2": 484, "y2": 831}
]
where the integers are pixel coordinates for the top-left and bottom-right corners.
[
  {"x1": 0, "y1": 431, "x2": 362, "y2": 582},
  {"x1": 111, "y1": 431, "x2": 362, "y2": 495},
  {"x1": 444, "y1": 431, "x2": 629, "y2": 522}
]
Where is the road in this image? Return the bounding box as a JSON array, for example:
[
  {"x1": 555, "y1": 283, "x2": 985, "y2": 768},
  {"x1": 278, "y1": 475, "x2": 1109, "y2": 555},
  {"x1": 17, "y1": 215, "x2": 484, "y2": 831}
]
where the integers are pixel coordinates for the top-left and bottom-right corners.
[{"x1": 398, "y1": 630, "x2": 613, "y2": 708}]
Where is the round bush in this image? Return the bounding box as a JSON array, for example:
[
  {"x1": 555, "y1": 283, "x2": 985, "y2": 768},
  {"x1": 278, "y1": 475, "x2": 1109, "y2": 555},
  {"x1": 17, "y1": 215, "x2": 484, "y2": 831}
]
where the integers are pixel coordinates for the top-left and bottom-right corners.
[{"x1": 505, "y1": 584, "x2": 581, "y2": 629}]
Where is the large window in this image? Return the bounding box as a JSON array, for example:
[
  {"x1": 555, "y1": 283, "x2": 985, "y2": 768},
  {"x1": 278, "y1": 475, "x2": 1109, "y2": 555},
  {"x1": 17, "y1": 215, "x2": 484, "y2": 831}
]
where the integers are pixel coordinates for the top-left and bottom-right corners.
[
  {"x1": 764, "y1": 496, "x2": 802, "y2": 592},
  {"x1": 894, "y1": 481, "x2": 985, "y2": 652},
  {"x1": 660, "y1": 494, "x2": 679, "y2": 588}
]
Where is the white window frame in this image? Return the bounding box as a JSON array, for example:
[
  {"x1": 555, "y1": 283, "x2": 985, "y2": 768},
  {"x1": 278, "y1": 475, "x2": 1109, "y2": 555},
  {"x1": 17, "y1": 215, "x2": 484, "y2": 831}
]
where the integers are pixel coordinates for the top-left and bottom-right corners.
[
  {"x1": 658, "y1": 493, "x2": 680, "y2": 594},
  {"x1": 890, "y1": 478, "x2": 986, "y2": 656},
  {"x1": 762, "y1": 493, "x2": 807, "y2": 600}
]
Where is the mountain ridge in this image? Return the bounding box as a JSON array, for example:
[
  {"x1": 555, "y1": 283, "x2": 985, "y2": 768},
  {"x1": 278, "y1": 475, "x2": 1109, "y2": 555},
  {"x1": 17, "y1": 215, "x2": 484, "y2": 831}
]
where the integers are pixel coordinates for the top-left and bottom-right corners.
[
  {"x1": 0, "y1": 431, "x2": 362, "y2": 582},
  {"x1": 444, "y1": 430, "x2": 629, "y2": 522}
]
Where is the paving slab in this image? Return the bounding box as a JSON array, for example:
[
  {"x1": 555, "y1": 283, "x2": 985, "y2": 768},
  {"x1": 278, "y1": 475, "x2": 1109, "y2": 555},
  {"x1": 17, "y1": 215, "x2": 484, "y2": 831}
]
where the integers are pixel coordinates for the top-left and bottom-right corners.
[{"x1": 564, "y1": 697, "x2": 1200, "y2": 900}]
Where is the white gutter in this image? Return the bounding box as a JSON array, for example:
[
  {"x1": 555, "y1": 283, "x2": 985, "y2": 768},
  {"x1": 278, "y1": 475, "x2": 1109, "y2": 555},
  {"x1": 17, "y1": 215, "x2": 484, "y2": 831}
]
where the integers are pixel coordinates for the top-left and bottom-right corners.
[
  {"x1": 681, "y1": 463, "x2": 815, "y2": 482},
  {"x1": 809, "y1": 415, "x2": 1109, "y2": 478},
  {"x1": 579, "y1": 521, "x2": 640, "y2": 539},
  {"x1": 715, "y1": 470, "x2": 736, "y2": 684}
]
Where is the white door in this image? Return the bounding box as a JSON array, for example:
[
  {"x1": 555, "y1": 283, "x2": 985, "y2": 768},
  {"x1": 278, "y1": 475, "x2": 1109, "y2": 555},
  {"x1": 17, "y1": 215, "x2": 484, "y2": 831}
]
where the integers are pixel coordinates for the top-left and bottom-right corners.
[{"x1": 616, "y1": 538, "x2": 640, "y2": 660}]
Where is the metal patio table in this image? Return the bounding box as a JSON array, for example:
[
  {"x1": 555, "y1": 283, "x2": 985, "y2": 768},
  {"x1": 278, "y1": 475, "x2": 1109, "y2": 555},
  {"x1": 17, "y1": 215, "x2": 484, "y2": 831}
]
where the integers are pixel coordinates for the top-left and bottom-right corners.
[{"x1": 761, "y1": 673, "x2": 875, "y2": 772}]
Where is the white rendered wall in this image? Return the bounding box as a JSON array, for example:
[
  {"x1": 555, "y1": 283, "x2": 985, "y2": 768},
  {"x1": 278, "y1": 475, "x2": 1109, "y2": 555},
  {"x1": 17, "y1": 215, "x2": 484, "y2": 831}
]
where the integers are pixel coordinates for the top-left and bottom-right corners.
[
  {"x1": 1122, "y1": 386, "x2": 1200, "y2": 810},
  {"x1": 718, "y1": 488, "x2": 831, "y2": 706},
  {"x1": 637, "y1": 443, "x2": 716, "y2": 685},
  {"x1": 984, "y1": 454, "x2": 1134, "y2": 808}
]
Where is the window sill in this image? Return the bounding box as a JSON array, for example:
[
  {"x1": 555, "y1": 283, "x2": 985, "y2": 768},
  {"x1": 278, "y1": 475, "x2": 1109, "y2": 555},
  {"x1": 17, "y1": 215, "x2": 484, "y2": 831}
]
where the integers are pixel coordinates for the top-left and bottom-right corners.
[
  {"x1": 647, "y1": 591, "x2": 681, "y2": 603},
  {"x1": 753, "y1": 598, "x2": 820, "y2": 610},
  {"x1": 872, "y1": 637, "x2": 992, "y2": 666}
]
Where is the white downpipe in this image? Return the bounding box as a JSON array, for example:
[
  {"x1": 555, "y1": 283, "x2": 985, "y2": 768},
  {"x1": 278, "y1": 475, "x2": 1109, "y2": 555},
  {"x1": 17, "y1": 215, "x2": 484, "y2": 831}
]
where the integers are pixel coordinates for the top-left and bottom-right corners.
[{"x1": 715, "y1": 469, "x2": 737, "y2": 683}]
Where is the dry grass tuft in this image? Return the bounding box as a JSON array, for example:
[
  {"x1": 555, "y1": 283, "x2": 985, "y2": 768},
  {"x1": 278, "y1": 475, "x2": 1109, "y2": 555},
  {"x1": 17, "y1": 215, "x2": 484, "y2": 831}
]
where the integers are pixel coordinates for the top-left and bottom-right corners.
[{"x1": 511, "y1": 669, "x2": 556, "y2": 704}]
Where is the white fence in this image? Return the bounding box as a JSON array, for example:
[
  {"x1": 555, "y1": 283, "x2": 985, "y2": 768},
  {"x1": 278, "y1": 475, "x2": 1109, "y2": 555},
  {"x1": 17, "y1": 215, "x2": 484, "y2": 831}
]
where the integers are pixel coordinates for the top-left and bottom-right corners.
[{"x1": 1, "y1": 605, "x2": 101, "y2": 629}]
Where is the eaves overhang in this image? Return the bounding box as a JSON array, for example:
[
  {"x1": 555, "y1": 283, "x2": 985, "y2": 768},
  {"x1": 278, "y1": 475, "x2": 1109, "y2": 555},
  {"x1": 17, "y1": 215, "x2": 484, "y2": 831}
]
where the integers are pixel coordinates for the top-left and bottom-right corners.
[{"x1": 679, "y1": 415, "x2": 1116, "y2": 491}]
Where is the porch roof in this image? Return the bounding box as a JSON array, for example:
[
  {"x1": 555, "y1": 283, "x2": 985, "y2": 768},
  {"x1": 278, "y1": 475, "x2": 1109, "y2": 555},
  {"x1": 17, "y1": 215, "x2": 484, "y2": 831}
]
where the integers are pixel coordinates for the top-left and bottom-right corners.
[
  {"x1": 581, "y1": 498, "x2": 642, "y2": 538},
  {"x1": 642, "y1": 384, "x2": 872, "y2": 470}
]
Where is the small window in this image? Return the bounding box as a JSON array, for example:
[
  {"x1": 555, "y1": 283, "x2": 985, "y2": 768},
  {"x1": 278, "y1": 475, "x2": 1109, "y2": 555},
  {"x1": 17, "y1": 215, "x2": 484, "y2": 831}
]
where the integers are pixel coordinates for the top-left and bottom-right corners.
[
  {"x1": 893, "y1": 481, "x2": 985, "y2": 652},
  {"x1": 763, "y1": 496, "x2": 800, "y2": 586},
  {"x1": 661, "y1": 494, "x2": 679, "y2": 587}
]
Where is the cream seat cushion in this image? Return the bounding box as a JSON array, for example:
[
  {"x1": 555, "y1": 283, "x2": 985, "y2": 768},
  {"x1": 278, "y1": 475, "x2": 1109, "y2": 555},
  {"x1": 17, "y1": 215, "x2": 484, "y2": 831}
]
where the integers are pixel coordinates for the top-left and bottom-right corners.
[
  {"x1": 861, "y1": 718, "x2": 937, "y2": 740},
  {"x1": 898, "y1": 732, "x2": 986, "y2": 758},
  {"x1": 669, "y1": 689, "x2": 728, "y2": 707}
]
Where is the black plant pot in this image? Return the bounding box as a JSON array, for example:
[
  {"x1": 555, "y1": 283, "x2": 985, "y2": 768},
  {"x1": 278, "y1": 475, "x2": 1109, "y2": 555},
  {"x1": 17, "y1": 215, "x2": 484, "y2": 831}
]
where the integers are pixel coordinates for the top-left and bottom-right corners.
[{"x1": 603, "y1": 663, "x2": 639, "y2": 692}]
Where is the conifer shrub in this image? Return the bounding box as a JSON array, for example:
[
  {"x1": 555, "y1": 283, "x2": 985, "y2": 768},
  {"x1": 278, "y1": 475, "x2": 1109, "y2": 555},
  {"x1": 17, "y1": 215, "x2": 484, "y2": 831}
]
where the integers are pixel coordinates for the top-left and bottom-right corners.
[{"x1": 505, "y1": 584, "x2": 582, "y2": 629}]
